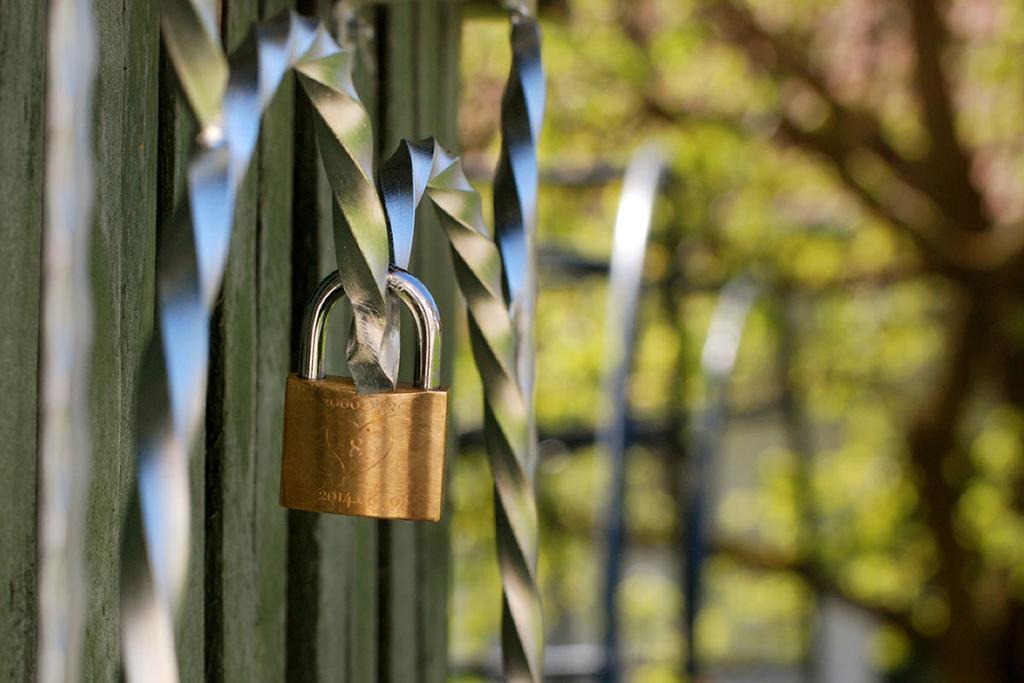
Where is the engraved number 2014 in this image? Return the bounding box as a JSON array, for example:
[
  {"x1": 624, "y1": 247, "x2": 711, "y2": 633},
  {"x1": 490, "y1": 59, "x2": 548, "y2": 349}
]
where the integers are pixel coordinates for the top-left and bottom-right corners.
[
  {"x1": 315, "y1": 489, "x2": 375, "y2": 507},
  {"x1": 314, "y1": 489, "x2": 410, "y2": 508}
]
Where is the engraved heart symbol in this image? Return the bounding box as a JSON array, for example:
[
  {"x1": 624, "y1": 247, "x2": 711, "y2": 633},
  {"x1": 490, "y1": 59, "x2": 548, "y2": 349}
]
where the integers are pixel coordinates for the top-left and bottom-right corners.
[{"x1": 324, "y1": 419, "x2": 395, "y2": 480}]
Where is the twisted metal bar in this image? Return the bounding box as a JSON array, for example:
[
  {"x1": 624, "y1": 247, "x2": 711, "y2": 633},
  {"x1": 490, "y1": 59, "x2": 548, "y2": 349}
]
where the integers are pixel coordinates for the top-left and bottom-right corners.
[
  {"x1": 376, "y1": 138, "x2": 438, "y2": 381},
  {"x1": 157, "y1": 0, "x2": 227, "y2": 132},
  {"x1": 161, "y1": 0, "x2": 392, "y2": 390},
  {"x1": 494, "y1": 12, "x2": 544, "y2": 430},
  {"x1": 374, "y1": 126, "x2": 545, "y2": 679},
  {"x1": 37, "y1": 0, "x2": 97, "y2": 679},
  {"x1": 491, "y1": 13, "x2": 546, "y2": 679},
  {"x1": 426, "y1": 150, "x2": 544, "y2": 682},
  {"x1": 120, "y1": 9, "x2": 387, "y2": 680}
]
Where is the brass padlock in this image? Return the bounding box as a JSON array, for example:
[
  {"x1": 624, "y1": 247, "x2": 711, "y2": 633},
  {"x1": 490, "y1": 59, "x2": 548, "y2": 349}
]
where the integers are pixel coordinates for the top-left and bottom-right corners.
[{"x1": 280, "y1": 267, "x2": 448, "y2": 521}]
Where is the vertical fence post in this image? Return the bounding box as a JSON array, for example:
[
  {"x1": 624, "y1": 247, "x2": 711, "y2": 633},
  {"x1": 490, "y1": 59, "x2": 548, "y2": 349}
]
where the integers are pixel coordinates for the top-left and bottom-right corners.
[
  {"x1": 775, "y1": 288, "x2": 821, "y2": 682},
  {"x1": 682, "y1": 278, "x2": 761, "y2": 678},
  {"x1": 0, "y1": 0, "x2": 46, "y2": 679},
  {"x1": 598, "y1": 145, "x2": 665, "y2": 682}
]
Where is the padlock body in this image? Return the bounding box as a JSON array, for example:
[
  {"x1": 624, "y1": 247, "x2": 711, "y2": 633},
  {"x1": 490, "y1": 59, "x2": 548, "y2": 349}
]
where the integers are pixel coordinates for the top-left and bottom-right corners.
[{"x1": 280, "y1": 373, "x2": 448, "y2": 521}]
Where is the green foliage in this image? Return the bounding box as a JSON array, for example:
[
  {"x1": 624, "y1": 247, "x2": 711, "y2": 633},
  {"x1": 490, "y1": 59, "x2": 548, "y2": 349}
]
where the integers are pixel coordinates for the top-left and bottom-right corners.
[{"x1": 450, "y1": 0, "x2": 1024, "y2": 680}]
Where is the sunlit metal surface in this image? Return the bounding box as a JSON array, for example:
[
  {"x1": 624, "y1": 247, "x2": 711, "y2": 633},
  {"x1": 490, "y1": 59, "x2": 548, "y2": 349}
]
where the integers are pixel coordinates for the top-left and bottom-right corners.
[
  {"x1": 37, "y1": 0, "x2": 97, "y2": 680},
  {"x1": 494, "y1": 11, "x2": 545, "y2": 415},
  {"x1": 379, "y1": 139, "x2": 436, "y2": 270},
  {"x1": 281, "y1": 267, "x2": 447, "y2": 521},
  {"x1": 387, "y1": 267, "x2": 444, "y2": 389},
  {"x1": 300, "y1": 267, "x2": 441, "y2": 389},
  {"x1": 120, "y1": 8, "x2": 384, "y2": 680},
  {"x1": 376, "y1": 138, "x2": 447, "y2": 383},
  {"x1": 132, "y1": 1, "x2": 544, "y2": 679},
  {"x1": 597, "y1": 143, "x2": 666, "y2": 682},
  {"x1": 423, "y1": 149, "x2": 543, "y2": 683},
  {"x1": 684, "y1": 277, "x2": 761, "y2": 678},
  {"x1": 489, "y1": 11, "x2": 547, "y2": 680},
  {"x1": 373, "y1": 25, "x2": 548, "y2": 669},
  {"x1": 372, "y1": 127, "x2": 548, "y2": 680}
]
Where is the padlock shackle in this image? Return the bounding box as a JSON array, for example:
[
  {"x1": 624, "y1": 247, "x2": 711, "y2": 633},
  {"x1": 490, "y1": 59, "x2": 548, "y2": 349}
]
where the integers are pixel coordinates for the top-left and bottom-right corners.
[
  {"x1": 387, "y1": 269, "x2": 443, "y2": 389},
  {"x1": 299, "y1": 266, "x2": 442, "y2": 389}
]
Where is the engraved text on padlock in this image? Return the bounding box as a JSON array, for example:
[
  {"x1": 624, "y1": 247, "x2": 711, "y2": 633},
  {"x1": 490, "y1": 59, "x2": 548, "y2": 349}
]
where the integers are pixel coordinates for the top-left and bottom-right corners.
[{"x1": 280, "y1": 268, "x2": 448, "y2": 521}]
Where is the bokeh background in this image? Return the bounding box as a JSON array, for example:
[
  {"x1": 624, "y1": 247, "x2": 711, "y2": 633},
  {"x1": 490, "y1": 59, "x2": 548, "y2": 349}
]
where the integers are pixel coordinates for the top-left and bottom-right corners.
[{"x1": 447, "y1": 1, "x2": 1024, "y2": 681}]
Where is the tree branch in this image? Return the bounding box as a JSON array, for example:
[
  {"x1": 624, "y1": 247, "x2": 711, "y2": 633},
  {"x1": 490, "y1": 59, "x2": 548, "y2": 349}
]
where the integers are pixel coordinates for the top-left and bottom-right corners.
[
  {"x1": 906, "y1": 294, "x2": 998, "y2": 681},
  {"x1": 643, "y1": 0, "x2": 1024, "y2": 279},
  {"x1": 643, "y1": 92, "x2": 957, "y2": 273},
  {"x1": 693, "y1": 0, "x2": 1014, "y2": 276},
  {"x1": 907, "y1": 0, "x2": 988, "y2": 234},
  {"x1": 702, "y1": 1, "x2": 935, "y2": 204}
]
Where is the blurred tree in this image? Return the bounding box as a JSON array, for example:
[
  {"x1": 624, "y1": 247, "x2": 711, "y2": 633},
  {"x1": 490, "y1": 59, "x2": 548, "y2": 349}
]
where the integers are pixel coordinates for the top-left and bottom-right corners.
[
  {"x1": 625, "y1": 1, "x2": 1024, "y2": 680},
  {"x1": 454, "y1": 1, "x2": 1024, "y2": 681}
]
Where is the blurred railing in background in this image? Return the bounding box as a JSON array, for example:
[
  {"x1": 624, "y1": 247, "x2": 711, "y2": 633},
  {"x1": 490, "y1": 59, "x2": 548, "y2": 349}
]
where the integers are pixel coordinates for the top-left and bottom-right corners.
[{"x1": 449, "y1": 136, "x2": 939, "y2": 680}]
